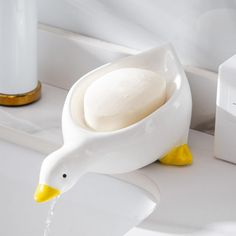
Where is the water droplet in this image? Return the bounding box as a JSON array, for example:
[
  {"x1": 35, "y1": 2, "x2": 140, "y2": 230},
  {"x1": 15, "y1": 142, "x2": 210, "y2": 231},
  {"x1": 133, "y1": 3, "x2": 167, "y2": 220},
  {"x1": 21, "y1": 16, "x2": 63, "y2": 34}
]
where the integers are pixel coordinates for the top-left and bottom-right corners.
[{"x1": 43, "y1": 196, "x2": 59, "y2": 236}]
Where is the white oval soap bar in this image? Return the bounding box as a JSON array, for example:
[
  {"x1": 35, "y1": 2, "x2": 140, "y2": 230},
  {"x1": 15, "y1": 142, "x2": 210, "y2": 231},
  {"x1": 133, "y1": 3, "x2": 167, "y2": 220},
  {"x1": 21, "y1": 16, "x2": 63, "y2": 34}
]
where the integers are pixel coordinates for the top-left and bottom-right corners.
[{"x1": 84, "y1": 68, "x2": 166, "y2": 131}]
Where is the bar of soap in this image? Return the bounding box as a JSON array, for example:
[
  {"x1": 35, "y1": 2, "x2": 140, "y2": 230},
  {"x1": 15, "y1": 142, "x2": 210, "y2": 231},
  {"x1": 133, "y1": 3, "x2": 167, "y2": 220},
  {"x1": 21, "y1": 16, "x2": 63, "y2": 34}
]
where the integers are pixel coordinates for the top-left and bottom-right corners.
[{"x1": 84, "y1": 68, "x2": 166, "y2": 131}]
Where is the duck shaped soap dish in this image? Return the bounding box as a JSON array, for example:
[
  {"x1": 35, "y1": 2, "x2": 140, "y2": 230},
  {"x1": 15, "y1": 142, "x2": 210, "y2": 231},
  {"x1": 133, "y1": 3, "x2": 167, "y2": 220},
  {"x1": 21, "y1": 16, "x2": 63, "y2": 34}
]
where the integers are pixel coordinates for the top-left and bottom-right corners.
[{"x1": 34, "y1": 44, "x2": 193, "y2": 203}]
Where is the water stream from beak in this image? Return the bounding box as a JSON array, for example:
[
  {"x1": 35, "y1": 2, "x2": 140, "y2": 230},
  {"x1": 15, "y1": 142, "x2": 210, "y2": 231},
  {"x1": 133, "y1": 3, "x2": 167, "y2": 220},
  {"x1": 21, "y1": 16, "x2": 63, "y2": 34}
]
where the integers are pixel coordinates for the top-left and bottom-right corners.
[{"x1": 44, "y1": 196, "x2": 60, "y2": 236}]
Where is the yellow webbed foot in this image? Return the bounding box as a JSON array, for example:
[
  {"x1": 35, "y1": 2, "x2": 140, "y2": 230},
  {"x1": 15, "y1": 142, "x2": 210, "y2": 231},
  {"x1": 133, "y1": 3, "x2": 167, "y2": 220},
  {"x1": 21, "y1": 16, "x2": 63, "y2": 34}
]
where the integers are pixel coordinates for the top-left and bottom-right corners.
[{"x1": 159, "y1": 144, "x2": 192, "y2": 166}]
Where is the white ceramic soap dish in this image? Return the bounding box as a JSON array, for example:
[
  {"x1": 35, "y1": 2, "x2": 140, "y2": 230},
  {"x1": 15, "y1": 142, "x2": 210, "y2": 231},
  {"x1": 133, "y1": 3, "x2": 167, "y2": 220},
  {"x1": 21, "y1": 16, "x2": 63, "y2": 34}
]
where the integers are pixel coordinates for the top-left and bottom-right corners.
[{"x1": 35, "y1": 44, "x2": 193, "y2": 203}]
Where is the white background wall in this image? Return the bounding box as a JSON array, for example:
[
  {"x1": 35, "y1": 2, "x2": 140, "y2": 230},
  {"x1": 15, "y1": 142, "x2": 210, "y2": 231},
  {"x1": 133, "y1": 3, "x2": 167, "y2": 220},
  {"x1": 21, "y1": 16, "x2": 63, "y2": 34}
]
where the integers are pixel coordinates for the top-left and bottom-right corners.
[{"x1": 38, "y1": 0, "x2": 236, "y2": 72}]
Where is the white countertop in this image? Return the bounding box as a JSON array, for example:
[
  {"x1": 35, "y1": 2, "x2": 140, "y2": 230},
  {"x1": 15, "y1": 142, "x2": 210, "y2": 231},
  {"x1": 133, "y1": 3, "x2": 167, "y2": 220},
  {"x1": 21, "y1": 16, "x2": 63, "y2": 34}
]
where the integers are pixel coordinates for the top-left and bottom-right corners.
[
  {"x1": 139, "y1": 129, "x2": 236, "y2": 234},
  {"x1": 1, "y1": 118, "x2": 236, "y2": 234}
]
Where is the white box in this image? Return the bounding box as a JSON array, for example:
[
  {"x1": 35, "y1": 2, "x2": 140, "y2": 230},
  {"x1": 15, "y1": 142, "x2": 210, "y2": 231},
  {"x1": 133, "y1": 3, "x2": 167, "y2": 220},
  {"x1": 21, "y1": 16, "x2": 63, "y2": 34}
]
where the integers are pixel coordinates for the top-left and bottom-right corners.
[{"x1": 215, "y1": 55, "x2": 236, "y2": 164}]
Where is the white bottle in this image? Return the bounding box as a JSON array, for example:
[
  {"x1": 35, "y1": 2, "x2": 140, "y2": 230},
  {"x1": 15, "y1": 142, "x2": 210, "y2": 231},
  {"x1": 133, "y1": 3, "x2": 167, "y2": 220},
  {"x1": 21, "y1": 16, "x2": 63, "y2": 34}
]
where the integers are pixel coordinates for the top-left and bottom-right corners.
[
  {"x1": 0, "y1": 0, "x2": 40, "y2": 106},
  {"x1": 215, "y1": 55, "x2": 236, "y2": 164}
]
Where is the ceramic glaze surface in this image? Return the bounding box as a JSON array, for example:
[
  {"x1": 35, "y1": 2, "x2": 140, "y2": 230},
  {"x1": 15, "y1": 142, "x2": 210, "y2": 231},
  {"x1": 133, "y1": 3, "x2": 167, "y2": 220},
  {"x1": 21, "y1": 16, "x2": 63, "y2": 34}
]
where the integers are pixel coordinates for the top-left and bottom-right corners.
[
  {"x1": 35, "y1": 45, "x2": 192, "y2": 202},
  {"x1": 35, "y1": 44, "x2": 192, "y2": 202},
  {"x1": 64, "y1": 44, "x2": 192, "y2": 174}
]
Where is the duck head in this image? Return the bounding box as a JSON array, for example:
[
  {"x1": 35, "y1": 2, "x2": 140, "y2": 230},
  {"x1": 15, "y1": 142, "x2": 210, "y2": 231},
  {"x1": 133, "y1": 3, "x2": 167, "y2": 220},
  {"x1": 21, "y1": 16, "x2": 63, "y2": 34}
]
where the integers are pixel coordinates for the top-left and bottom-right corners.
[{"x1": 34, "y1": 146, "x2": 88, "y2": 203}]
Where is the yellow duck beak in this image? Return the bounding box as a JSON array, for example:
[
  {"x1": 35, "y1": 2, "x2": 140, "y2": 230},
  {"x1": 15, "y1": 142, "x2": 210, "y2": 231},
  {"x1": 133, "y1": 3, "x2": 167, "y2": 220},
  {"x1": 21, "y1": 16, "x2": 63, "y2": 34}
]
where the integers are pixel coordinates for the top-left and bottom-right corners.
[{"x1": 34, "y1": 184, "x2": 60, "y2": 203}]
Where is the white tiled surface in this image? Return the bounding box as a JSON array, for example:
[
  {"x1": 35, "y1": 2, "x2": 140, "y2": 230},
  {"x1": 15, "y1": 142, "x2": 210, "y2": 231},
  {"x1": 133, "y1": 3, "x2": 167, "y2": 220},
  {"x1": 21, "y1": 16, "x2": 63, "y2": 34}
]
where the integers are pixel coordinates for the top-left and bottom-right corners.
[{"x1": 38, "y1": 0, "x2": 236, "y2": 71}]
